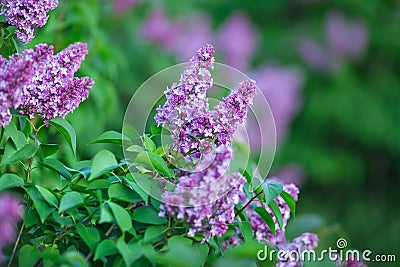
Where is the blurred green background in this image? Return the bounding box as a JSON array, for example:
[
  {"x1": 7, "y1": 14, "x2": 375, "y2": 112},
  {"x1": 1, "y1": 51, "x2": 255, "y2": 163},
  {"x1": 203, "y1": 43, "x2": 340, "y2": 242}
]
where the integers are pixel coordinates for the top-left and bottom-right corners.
[{"x1": 27, "y1": 0, "x2": 399, "y2": 265}]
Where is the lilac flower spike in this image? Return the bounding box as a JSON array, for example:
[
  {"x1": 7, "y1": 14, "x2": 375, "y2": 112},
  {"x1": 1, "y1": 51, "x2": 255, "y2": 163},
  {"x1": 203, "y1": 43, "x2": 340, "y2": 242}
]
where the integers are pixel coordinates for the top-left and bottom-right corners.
[
  {"x1": 0, "y1": 42, "x2": 93, "y2": 126},
  {"x1": 156, "y1": 45, "x2": 256, "y2": 240},
  {"x1": 18, "y1": 42, "x2": 94, "y2": 123},
  {"x1": 1, "y1": 0, "x2": 59, "y2": 43}
]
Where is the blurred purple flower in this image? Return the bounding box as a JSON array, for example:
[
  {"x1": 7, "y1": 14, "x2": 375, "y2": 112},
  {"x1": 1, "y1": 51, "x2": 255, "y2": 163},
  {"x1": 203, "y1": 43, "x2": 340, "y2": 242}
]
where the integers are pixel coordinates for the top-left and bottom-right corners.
[
  {"x1": 0, "y1": 193, "x2": 22, "y2": 262},
  {"x1": 326, "y1": 11, "x2": 368, "y2": 60},
  {"x1": 216, "y1": 12, "x2": 258, "y2": 70},
  {"x1": 173, "y1": 13, "x2": 214, "y2": 61},
  {"x1": 141, "y1": 9, "x2": 181, "y2": 49},
  {"x1": 298, "y1": 36, "x2": 331, "y2": 72},
  {"x1": 274, "y1": 163, "x2": 305, "y2": 186},
  {"x1": 253, "y1": 65, "x2": 304, "y2": 143},
  {"x1": 114, "y1": 0, "x2": 140, "y2": 14},
  {"x1": 297, "y1": 11, "x2": 368, "y2": 72}
]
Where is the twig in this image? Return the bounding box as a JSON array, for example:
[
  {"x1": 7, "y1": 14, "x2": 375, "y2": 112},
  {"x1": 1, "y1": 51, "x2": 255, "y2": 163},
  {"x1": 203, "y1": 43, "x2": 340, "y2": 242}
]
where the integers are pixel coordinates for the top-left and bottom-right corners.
[
  {"x1": 8, "y1": 222, "x2": 25, "y2": 267},
  {"x1": 235, "y1": 190, "x2": 263, "y2": 217}
]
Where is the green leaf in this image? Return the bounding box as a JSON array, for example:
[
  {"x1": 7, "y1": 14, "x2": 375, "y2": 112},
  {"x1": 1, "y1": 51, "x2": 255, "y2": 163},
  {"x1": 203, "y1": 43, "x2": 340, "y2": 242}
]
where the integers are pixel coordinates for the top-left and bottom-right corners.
[
  {"x1": 268, "y1": 201, "x2": 283, "y2": 231},
  {"x1": 108, "y1": 183, "x2": 142, "y2": 203},
  {"x1": 143, "y1": 135, "x2": 156, "y2": 152},
  {"x1": 151, "y1": 125, "x2": 162, "y2": 136},
  {"x1": 92, "y1": 131, "x2": 131, "y2": 146},
  {"x1": 59, "y1": 192, "x2": 84, "y2": 212},
  {"x1": 28, "y1": 189, "x2": 54, "y2": 223},
  {"x1": 125, "y1": 173, "x2": 149, "y2": 203},
  {"x1": 132, "y1": 206, "x2": 167, "y2": 225},
  {"x1": 109, "y1": 202, "x2": 132, "y2": 232},
  {"x1": 122, "y1": 124, "x2": 140, "y2": 140},
  {"x1": 36, "y1": 185, "x2": 58, "y2": 208},
  {"x1": 40, "y1": 144, "x2": 59, "y2": 158},
  {"x1": 4, "y1": 121, "x2": 19, "y2": 146},
  {"x1": 281, "y1": 191, "x2": 296, "y2": 217},
  {"x1": 49, "y1": 118, "x2": 76, "y2": 155},
  {"x1": 135, "y1": 151, "x2": 174, "y2": 178},
  {"x1": 99, "y1": 203, "x2": 113, "y2": 223},
  {"x1": 239, "y1": 168, "x2": 252, "y2": 184},
  {"x1": 1, "y1": 143, "x2": 39, "y2": 165},
  {"x1": 237, "y1": 221, "x2": 253, "y2": 242},
  {"x1": 254, "y1": 207, "x2": 276, "y2": 235},
  {"x1": 94, "y1": 240, "x2": 118, "y2": 260},
  {"x1": 40, "y1": 158, "x2": 72, "y2": 179},
  {"x1": 126, "y1": 145, "x2": 144, "y2": 153},
  {"x1": 87, "y1": 179, "x2": 111, "y2": 190},
  {"x1": 143, "y1": 225, "x2": 166, "y2": 244},
  {"x1": 116, "y1": 238, "x2": 143, "y2": 266},
  {"x1": 262, "y1": 182, "x2": 284, "y2": 205},
  {"x1": 88, "y1": 150, "x2": 118, "y2": 181},
  {"x1": 19, "y1": 244, "x2": 41, "y2": 267},
  {"x1": 0, "y1": 173, "x2": 24, "y2": 191},
  {"x1": 76, "y1": 224, "x2": 100, "y2": 252}
]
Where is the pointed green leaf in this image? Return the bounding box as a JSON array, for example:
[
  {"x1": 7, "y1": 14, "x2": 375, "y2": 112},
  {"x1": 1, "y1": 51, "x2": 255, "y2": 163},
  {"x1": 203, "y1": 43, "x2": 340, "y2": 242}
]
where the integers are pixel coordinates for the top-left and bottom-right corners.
[
  {"x1": 254, "y1": 207, "x2": 276, "y2": 235},
  {"x1": 0, "y1": 173, "x2": 24, "y2": 191},
  {"x1": 108, "y1": 183, "x2": 142, "y2": 203},
  {"x1": 92, "y1": 131, "x2": 131, "y2": 146},
  {"x1": 49, "y1": 118, "x2": 76, "y2": 155},
  {"x1": 109, "y1": 202, "x2": 132, "y2": 232},
  {"x1": 143, "y1": 135, "x2": 156, "y2": 152},
  {"x1": 135, "y1": 151, "x2": 174, "y2": 178},
  {"x1": 2, "y1": 143, "x2": 38, "y2": 165},
  {"x1": 268, "y1": 201, "x2": 283, "y2": 231},
  {"x1": 262, "y1": 181, "x2": 283, "y2": 205},
  {"x1": 36, "y1": 185, "x2": 58, "y2": 208},
  {"x1": 76, "y1": 224, "x2": 100, "y2": 252},
  {"x1": 281, "y1": 191, "x2": 296, "y2": 217},
  {"x1": 59, "y1": 192, "x2": 84, "y2": 212},
  {"x1": 94, "y1": 240, "x2": 118, "y2": 260},
  {"x1": 126, "y1": 145, "x2": 144, "y2": 153},
  {"x1": 132, "y1": 206, "x2": 167, "y2": 225},
  {"x1": 40, "y1": 158, "x2": 72, "y2": 179},
  {"x1": 88, "y1": 150, "x2": 118, "y2": 180},
  {"x1": 19, "y1": 244, "x2": 41, "y2": 267}
]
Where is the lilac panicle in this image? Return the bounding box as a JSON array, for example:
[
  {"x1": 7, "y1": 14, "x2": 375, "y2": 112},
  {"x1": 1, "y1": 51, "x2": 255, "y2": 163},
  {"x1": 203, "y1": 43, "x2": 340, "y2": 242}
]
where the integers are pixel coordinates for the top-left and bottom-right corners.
[
  {"x1": 211, "y1": 79, "x2": 257, "y2": 145},
  {"x1": 156, "y1": 45, "x2": 256, "y2": 241},
  {"x1": 0, "y1": 42, "x2": 93, "y2": 126},
  {"x1": 18, "y1": 42, "x2": 94, "y2": 123},
  {"x1": 1, "y1": 0, "x2": 59, "y2": 43},
  {"x1": 0, "y1": 193, "x2": 22, "y2": 262}
]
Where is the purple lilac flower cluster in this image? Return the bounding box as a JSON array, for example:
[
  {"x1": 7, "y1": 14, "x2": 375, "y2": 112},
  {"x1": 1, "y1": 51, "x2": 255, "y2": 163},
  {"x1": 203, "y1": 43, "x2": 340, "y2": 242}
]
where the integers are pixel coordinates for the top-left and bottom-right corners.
[
  {"x1": 0, "y1": 194, "x2": 21, "y2": 262},
  {"x1": 156, "y1": 45, "x2": 256, "y2": 241},
  {"x1": 0, "y1": 42, "x2": 93, "y2": 126},
  {"x1": 0, "y1": 53, "x2": 33, "y2": 127},
  {"x1": 159, "y1": 145, "x2": 245, "y2": 240},
  {"x1": 222, "y1": 179, "x2": 318, "y2": 266},
  {"x1": 1, "y1": 0, "x2": 58, "y2": 43}
]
